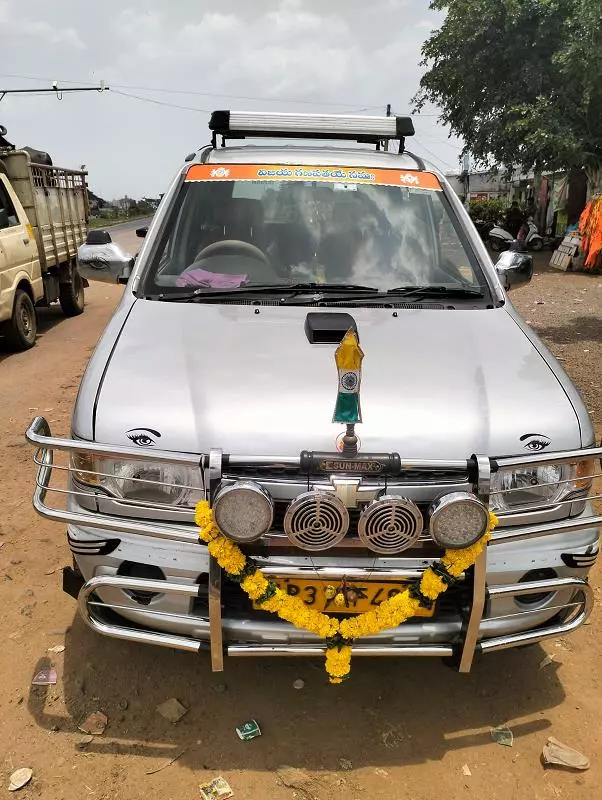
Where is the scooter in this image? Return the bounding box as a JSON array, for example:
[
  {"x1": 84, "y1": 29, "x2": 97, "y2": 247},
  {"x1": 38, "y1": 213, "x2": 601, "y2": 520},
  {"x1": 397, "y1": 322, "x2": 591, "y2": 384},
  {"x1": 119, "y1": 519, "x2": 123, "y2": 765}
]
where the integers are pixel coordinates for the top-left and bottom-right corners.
[
  {"x1": 489, "y1": 218, "x2": 544, "y2": 252},
  {"x1": 472, "y1": 218, "x2": 494, "y2": 241}
]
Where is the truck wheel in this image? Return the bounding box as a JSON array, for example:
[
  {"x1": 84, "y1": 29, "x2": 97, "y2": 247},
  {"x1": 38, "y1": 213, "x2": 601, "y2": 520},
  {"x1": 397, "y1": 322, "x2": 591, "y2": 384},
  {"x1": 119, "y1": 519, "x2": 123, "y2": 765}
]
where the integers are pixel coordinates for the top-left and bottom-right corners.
[
  {"x1": 59, "y1": 268, "x2": 85, "y2": 317},
  {"x1": 2, "y1": 289, "x2": 37, "y2": 351}
]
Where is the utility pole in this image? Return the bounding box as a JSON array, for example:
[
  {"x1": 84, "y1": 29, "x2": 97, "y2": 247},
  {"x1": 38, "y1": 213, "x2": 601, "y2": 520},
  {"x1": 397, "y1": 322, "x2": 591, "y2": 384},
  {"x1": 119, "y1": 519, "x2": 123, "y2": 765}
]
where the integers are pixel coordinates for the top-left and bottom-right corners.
[
  {"x1": 462, "y1": 151, "x2": 471, "y2": 209},
  {"x1": 383, "y1": 103, "x2": 391, "y2": 152}
]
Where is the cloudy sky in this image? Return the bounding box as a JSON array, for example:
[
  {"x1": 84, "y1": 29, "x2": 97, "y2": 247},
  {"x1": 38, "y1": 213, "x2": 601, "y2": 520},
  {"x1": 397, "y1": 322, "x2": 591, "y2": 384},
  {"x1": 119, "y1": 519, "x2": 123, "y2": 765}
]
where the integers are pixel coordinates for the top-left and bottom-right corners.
[{"x1": 0, "y1": 0, "x2": 462, "y2": 200}]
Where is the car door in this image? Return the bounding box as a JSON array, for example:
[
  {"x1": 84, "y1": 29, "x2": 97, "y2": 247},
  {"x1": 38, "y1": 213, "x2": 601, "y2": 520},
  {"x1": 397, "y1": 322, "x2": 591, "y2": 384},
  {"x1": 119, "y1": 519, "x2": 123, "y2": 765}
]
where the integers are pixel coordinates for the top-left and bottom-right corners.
[{"x1": 0, "y1": 175, "x2": 36, "y2": 321}]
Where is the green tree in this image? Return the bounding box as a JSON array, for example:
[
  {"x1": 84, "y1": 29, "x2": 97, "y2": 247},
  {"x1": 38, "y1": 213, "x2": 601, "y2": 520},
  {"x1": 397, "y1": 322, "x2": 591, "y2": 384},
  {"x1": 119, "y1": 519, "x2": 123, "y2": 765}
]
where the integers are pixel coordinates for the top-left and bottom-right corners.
[{"x1": 415, "y1": 0, "x2": 602, "y2": 190}]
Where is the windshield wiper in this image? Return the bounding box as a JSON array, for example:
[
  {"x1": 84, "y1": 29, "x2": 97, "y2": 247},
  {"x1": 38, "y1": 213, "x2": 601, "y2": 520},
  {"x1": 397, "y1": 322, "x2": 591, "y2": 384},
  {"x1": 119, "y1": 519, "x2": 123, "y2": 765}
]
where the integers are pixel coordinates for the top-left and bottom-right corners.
[
  {"x1": 147, "y1": 283, "x2": 484, "y2": 304},
  {"x1": 386, "y1": 285, "x2": 485, "y2": 299},
  {"x1": 258, "y1": 282, "x2": 379, "y2": 293},
  {"x1": 147, "y1": 283, "x2": 379, "y2": 302}
]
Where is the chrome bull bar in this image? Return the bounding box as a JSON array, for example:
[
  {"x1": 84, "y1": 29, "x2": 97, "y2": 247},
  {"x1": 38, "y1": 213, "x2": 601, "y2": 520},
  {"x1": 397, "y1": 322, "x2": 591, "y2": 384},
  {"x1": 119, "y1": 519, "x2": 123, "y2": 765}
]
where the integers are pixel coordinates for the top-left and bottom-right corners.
[
  {"x1": 25, "y1": 416, "x2": 602, "y2": 549},
  {"x1": 26, "y1": 416, "x2": 601, "y2": 671},
  {"x1": 77, "y1": 573, "x2": 593, "y2": 662}
]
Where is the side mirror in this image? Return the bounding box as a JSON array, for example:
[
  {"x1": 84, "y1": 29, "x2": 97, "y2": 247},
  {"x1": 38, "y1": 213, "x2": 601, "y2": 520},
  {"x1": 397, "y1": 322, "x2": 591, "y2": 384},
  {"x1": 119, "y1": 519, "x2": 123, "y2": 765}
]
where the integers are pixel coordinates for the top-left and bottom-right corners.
[
  {"x1": 495, "y1": 250, "x2": 533, "y2": 290},
  {"x1": 77, "y1": 233, "x2": 134, "y2": 284},
  {"x1": 136, "y1": 227, "x2": 148, "y2": 238}
]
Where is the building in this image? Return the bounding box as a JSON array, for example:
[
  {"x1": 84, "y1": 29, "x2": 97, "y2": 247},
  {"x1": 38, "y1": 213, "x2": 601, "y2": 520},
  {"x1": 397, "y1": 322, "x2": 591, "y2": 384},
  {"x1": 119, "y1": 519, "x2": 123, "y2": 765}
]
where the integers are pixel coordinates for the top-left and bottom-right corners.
[{"x1": 446, "y1": 168, "x2": 588, "y2": 236}]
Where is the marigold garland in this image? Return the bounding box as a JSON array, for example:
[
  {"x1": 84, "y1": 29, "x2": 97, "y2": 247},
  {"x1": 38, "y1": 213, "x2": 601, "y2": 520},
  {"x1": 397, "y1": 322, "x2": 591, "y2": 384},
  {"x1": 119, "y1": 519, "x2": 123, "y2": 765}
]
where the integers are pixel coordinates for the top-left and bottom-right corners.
[{"x1": 195, "y1": 501, "x2": 498, "y2": 683}]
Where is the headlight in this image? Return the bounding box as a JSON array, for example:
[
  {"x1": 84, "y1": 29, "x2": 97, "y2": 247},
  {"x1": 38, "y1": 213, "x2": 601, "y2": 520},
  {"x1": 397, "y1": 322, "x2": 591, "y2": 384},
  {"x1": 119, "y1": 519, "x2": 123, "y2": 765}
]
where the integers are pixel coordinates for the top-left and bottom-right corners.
[
  {"x1": 490, "y1": 460, "x2": 594, "y2": 513},
  {"x1": 429, "y1": 492, "x2": 489, "y2": 549},
  {"x1": 213, "y1": 481, "x2": 273, "y2": 542},
  {"x1": 71, "y1": 453, "x2": 203, "y2": 508}
]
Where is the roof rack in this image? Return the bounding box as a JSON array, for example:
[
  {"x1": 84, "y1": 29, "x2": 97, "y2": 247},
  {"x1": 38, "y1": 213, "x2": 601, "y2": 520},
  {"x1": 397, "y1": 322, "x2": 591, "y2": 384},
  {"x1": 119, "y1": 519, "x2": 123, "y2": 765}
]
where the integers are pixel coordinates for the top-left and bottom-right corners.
[{"x1": 209, "y1": 110, "x2": 415, "y2": 153}]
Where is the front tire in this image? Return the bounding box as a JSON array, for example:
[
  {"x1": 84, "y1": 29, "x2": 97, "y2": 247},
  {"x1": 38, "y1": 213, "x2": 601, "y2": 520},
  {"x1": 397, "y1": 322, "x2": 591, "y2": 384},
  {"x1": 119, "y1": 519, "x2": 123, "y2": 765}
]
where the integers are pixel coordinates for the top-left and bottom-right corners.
[
  {"x1": 59, "y1": 268, "x2": 85, "y2": 317},
  {"x1": 2, "y1": 289, "x2": 37, "y2": 351},
  {"x1": 489, "y1": 237, "x2": 502, "y2": 252},
  {"x1": 530, "y1": 238, "x2": 544, "y2": 252}
]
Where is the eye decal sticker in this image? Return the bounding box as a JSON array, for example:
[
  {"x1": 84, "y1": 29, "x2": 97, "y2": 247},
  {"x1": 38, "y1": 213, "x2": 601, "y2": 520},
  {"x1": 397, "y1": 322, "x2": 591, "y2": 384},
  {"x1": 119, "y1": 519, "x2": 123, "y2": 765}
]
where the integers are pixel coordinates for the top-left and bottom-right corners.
[
  {"x1": 519, "y1": 433, "x2": 551, "y2": 452},
  {"x1": 126, "y1": 428, "x2": 161, "y2": 447}
]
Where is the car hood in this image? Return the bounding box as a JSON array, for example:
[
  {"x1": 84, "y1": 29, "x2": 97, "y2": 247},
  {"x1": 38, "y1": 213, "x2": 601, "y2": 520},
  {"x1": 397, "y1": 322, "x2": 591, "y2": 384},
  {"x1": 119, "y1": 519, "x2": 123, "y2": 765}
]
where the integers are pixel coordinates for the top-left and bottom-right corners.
[{"x1": 93, "y1": 300, "x2": 581, "y2": 459}]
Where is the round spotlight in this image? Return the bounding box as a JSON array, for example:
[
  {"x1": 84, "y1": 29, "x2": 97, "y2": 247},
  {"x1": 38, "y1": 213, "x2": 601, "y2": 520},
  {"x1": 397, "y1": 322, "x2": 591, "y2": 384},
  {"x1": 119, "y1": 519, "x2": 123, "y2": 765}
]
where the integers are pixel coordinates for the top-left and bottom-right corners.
[
  {"x1": 213, "y1": 481, "x2": 273, "y2": 542},
  {"x1": 429, "y1": 492, "x2": 489, "y2": 549},
  {"x1": 358, "y1": 496, "x2": 423, "y2": 554}
]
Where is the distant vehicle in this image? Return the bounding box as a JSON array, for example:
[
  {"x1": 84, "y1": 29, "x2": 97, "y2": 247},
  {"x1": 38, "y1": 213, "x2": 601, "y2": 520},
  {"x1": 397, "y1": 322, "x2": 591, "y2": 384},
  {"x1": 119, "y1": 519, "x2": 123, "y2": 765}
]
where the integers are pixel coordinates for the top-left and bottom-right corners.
[
  {"x1": 489, "y1": 218, "x2": 544, "y2": 252},
  {"x1": 0, "y1": 142, "x2": 88, "y2": 350}
]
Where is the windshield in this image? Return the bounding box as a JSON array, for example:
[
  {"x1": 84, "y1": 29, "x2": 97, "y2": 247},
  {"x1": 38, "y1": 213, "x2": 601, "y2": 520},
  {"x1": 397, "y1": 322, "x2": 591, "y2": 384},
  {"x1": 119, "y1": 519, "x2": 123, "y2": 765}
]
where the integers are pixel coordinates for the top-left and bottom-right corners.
[{"x1": 143, "y1": 163, "x2": 485, "y2": 296}]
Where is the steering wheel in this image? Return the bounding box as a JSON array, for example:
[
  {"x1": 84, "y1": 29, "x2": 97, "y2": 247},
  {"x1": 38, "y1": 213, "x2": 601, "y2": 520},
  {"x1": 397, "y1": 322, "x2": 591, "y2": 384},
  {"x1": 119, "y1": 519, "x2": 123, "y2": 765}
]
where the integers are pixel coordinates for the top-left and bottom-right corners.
[{"x1": 194, "y1": 239, "x2": 269, "y2": 265}]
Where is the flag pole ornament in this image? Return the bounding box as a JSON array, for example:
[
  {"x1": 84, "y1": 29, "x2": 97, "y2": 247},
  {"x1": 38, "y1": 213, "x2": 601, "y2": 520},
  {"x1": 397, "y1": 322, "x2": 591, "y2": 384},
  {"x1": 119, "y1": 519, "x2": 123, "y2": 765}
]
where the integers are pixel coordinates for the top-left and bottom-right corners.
[
  {"x1": 333, "y1": 329, "x2": 364, "y2": 458},
  {"x1": 333, "y1": 329, "x2": 364, "y2": 424}
]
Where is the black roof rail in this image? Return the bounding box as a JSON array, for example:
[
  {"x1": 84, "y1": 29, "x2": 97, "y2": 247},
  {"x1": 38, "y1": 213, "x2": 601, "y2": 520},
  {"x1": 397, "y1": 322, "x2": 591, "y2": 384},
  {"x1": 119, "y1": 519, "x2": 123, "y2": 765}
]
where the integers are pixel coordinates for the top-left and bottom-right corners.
[{"x1": 404, "y1": 150, "x2": 426, "y2": 171}]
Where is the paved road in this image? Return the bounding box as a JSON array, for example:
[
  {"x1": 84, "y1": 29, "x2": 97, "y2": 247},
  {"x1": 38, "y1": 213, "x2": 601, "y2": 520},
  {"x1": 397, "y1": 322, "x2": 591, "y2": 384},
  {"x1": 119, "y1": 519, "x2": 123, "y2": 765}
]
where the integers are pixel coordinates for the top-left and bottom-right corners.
[
  {"x1": 101, "y1": 216, "x2": 154, "y2": 234},
  {"x1": 101, "y1": 216, "x2": 154, "y2": 256}
]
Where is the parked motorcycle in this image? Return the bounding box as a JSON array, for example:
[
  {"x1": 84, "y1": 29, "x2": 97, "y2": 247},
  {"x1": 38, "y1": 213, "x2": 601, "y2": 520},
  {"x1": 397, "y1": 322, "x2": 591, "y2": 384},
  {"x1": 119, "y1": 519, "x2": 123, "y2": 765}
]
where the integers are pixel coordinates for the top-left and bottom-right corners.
[
  {"x1": 472, "y1": 218, "x2": 494, "y2": 241},
  {"x1": 489, "y1": 218, "x2": 544, "y2": 252}
]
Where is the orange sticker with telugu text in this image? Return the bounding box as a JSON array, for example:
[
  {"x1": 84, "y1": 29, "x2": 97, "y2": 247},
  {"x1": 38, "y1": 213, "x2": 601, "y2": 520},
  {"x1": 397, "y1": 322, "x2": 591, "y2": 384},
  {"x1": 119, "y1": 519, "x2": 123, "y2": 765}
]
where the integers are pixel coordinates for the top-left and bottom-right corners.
[{"x1": 185, "y1": 163, "x2": 442, "y2": 190}]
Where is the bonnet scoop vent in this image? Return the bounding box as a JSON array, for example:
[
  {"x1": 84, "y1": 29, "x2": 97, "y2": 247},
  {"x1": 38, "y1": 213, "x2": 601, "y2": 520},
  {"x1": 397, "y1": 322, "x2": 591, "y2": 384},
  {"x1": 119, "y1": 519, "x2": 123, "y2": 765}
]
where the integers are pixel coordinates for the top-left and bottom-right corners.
[{"x1": 304, "y1": 312, "x2": 358, "y2": 344}]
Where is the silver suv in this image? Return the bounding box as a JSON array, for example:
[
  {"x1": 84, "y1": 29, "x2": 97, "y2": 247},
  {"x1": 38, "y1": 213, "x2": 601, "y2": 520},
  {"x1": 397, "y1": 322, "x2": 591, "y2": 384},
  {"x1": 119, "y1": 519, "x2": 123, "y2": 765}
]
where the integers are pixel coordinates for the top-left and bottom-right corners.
[{"x1": 27, "y1": 111, "x2": 600, "y2": 675}]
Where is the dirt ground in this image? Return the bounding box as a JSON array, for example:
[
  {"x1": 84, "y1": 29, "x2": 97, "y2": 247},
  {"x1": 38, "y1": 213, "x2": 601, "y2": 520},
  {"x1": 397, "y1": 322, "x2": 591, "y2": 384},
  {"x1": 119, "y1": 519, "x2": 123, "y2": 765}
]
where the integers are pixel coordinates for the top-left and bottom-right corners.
[{"x1": 0, "y1": 251, "x2": 600, "y2": 800}]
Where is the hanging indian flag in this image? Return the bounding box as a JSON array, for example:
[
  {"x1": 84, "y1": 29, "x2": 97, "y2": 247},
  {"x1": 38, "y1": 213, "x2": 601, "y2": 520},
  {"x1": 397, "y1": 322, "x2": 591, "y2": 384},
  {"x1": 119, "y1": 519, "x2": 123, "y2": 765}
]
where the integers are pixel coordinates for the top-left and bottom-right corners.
[{"x1": 333, "y1": 329, "x2": 364, "y2": 424}]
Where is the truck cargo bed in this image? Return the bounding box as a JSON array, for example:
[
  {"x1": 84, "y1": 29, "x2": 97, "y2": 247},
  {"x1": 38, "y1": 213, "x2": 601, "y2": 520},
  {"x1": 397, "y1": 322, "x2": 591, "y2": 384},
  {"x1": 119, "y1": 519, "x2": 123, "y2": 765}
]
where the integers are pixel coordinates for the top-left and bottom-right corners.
[{"x1": 0, "y1": 150, "x2": 88, "y2": 271}]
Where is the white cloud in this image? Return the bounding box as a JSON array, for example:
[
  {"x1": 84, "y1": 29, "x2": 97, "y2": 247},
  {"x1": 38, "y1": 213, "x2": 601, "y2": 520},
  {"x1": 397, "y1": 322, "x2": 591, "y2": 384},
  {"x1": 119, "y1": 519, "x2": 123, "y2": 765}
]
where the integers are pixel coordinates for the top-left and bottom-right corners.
[
  {"x1": 1, "y1": 1, "x2": 85, "y2": 50},
  {"x1": 1, "y1": 0, "x2": 461, "y2": 197},
  {"x1": 27, "y1": 20, "x2": 86, "y2": 50}
]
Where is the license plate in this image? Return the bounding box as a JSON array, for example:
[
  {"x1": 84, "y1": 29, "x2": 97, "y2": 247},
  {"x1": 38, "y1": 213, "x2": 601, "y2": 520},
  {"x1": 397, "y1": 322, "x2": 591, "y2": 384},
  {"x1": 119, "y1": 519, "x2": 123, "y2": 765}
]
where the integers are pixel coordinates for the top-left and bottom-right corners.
[{"x1": 253, "y1": 578, "x2": 435, "y2": 616}]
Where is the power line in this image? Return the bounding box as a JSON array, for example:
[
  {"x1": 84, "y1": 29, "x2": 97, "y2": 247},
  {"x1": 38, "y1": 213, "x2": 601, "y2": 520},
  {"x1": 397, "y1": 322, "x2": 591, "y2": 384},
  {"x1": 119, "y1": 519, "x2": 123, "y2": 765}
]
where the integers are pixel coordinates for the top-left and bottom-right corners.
[
  {"x1": 111, "y1": 90, "x2": 384, "y2": 116},
  {"x1": 0, "y1": 72, "x2": 381, "y2": 110},
  {"x1": 112, "y1": 88, "x2": 211, "y2": 113},
  {"x1": 420, "y1": 134, "x2": 463, "y2": 152},
  {"x1": 412, "y1": 138, "x2": 459, "y2": 171},
  {"x1": 0, "y1": 72, "x2": 441, "y2": 116}
]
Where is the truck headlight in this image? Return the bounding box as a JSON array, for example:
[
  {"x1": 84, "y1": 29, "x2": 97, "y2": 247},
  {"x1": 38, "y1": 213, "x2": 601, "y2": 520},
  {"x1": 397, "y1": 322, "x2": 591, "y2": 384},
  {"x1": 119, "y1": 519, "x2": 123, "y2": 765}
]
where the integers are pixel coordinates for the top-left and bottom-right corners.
[
  {"x1": 71, "y1": 453, "x2": 203, "y2": 508},
  {"x1": 490, "y1": 460, "x2": 594, "y2": 513}
]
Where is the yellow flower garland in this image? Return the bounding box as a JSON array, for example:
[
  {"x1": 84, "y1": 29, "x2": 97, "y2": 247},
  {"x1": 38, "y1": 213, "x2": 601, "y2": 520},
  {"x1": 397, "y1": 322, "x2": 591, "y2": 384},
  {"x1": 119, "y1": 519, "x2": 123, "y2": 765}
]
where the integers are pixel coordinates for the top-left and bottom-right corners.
[{"x1": 195, "y1": 501, "x2": 497, "y2": 683}]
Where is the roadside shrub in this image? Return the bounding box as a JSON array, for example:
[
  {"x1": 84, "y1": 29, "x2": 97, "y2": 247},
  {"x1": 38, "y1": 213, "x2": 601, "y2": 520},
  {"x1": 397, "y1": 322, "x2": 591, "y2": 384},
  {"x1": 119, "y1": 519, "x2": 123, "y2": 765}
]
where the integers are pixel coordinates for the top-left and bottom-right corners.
[{"x1": 468, "y1": 198, "x2": 508, "y2": 224}]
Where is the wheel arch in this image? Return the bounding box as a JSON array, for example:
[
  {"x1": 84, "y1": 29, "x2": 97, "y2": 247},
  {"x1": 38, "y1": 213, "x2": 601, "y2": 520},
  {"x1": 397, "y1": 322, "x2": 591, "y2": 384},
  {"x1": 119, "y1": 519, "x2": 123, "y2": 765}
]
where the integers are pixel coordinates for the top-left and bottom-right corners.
[{"x1": 15, "y1": 276, "x2": 35, "y2": 301}]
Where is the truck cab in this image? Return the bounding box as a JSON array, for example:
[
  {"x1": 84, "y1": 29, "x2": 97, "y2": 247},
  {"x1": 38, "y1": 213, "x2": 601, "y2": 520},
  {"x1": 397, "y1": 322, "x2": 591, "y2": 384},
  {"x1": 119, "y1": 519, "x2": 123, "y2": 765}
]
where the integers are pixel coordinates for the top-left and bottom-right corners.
[{"x1": 26, "y1": 112, "x2": 600, "y2": 682}]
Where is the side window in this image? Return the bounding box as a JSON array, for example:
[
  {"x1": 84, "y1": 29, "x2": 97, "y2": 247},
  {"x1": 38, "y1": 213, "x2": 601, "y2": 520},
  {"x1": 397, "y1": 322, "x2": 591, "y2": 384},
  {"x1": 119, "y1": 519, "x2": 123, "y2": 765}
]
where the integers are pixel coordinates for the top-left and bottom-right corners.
[
  {"x1": 0, "y1": 179, "x2": 20, "y2": 229},
  {"x1": 432, "y1": 195, "x2": 478, "y2": 285}
]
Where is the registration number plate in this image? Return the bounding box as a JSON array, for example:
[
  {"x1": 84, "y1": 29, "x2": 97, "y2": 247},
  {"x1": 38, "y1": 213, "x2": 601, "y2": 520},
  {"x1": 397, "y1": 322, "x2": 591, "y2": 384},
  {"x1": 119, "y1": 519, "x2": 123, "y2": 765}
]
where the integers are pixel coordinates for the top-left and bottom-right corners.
[{"x1": 253, "y1": 578, "x2": 435, "y2": 616}]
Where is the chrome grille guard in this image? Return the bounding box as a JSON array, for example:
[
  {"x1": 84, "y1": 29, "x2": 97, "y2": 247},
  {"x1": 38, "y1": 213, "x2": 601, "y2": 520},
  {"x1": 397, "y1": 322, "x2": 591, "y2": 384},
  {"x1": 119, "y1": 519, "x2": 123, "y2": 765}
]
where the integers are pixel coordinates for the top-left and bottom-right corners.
[
  {"x1": 25, "y1": 416, "x2": 600, "y2": 673},
  {"x1": 25, "y1": 416, "x2": 602, "y2": 548}
]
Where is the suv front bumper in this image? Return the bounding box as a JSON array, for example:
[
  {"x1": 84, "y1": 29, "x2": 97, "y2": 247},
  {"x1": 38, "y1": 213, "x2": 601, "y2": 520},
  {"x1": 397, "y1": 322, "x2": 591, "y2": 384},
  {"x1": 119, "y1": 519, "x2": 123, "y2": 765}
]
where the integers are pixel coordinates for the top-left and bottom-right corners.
[{"x1": 26, "y1": 416, "x2": 601, "y2": 672}]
